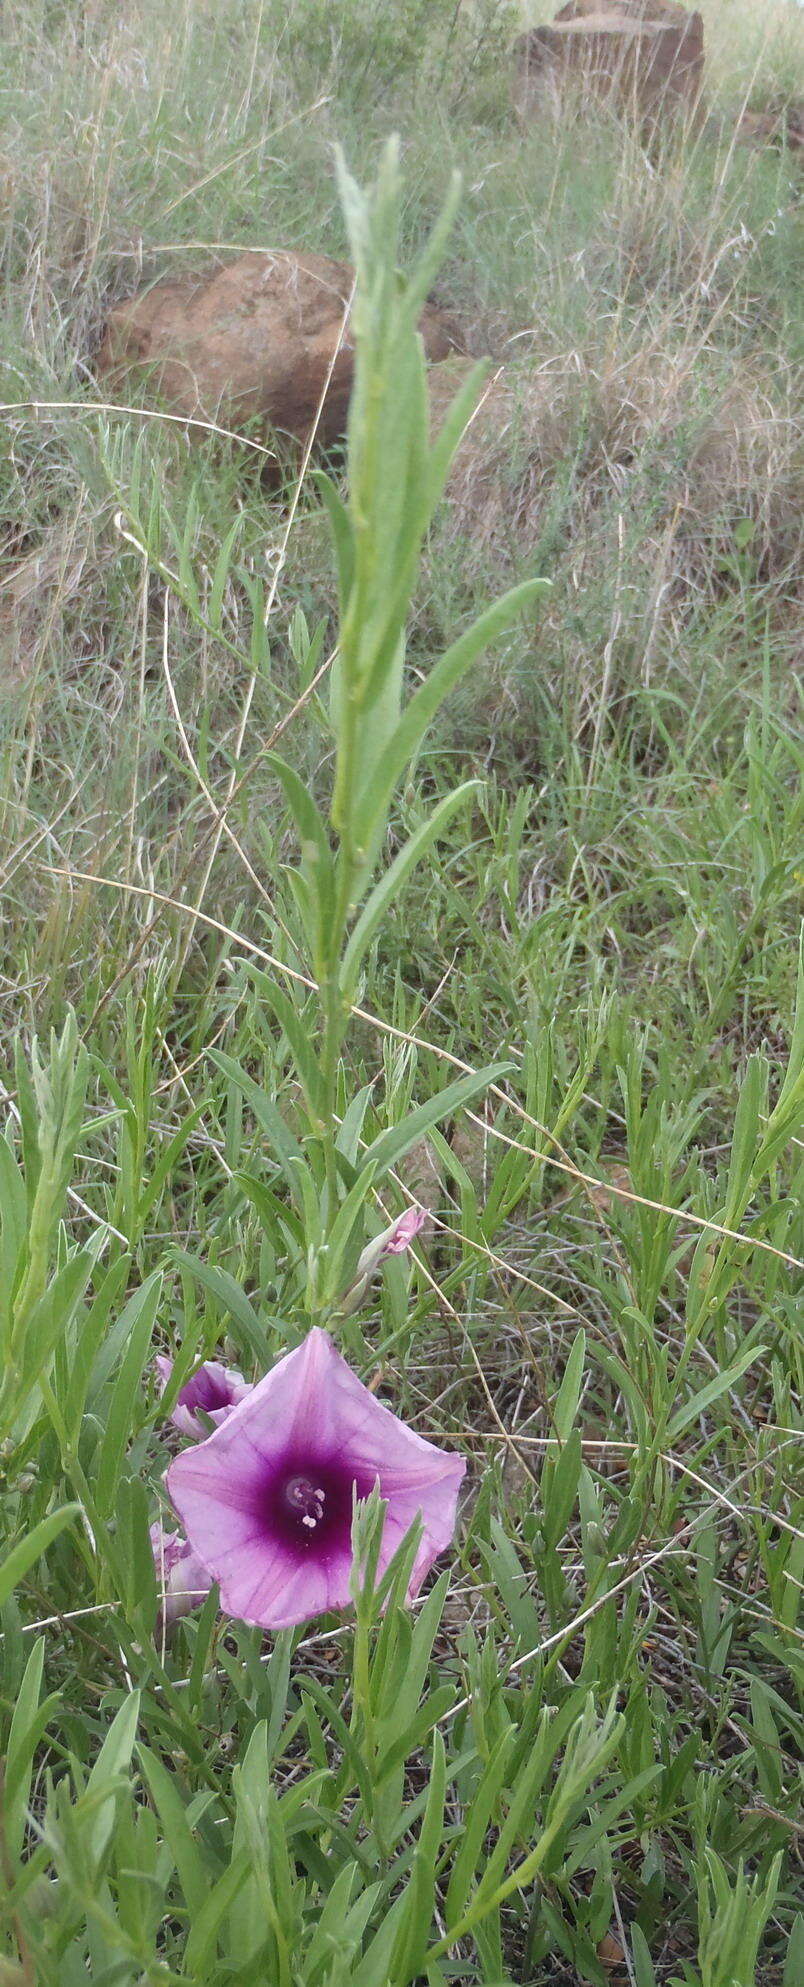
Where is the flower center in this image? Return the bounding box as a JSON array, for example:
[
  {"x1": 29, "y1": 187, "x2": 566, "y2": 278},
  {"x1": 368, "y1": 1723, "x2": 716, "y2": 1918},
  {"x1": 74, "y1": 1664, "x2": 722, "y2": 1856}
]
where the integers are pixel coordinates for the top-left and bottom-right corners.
[
  {"x1": 265, "y1": 1453, "x2": 378, "y2": 1561},
  {"x1": 283, "y1": 1475, "x2": 326, "y2": 1531}
]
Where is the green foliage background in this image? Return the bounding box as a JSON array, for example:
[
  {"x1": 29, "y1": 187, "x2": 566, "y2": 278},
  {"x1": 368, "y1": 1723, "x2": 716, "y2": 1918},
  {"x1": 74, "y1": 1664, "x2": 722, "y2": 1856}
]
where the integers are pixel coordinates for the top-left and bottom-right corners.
[{"x1": 0, "y1": 2, "x2": 802, "y2": 1982}]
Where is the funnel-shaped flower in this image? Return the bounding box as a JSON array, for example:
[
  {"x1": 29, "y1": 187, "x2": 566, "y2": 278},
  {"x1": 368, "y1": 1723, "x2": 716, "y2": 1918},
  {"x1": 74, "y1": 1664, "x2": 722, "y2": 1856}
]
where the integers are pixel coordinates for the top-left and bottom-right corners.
[
  {"x1": 166, "y1": 1327, "x2": 465, "y2": 1631},
  {"x1": 155, "y1": 1355, "x2": 252, "y2": 1437},
  {"x1": 149, "y1": 1522, "x2": 211, "y2": 1628}
]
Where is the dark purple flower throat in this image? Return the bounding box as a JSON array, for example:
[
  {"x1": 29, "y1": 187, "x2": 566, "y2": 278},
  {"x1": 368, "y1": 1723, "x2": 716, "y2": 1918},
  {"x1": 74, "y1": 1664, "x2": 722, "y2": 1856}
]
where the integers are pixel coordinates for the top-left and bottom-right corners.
[
  {"x1": 189, "y1": 1367, "x2": 236, "y2": 1415},
  {"x1": 265, "y1": 1453, "x2": 376, "y2": 1560}
]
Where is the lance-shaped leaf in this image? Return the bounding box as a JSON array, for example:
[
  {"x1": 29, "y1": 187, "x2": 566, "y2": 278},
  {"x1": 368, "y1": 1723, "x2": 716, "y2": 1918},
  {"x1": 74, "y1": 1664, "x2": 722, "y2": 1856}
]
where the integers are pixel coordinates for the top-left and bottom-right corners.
[
  {"x1": 359, "y1": 1061, "x2": 515, "y2": 1184},
  {"x1": 209, "y1": 1050, "x2": 305, "y2": 1197},
  {"x1": 353, "y1": 580, "x2": 549, "y2": 873},
  {"x1": 0, "y1": 1504, "x2": 81, "y2": 1610},
  {"x1": 341, "y1": 781, "x2": 480, "y2": 993},
  {"x1": 264, "y1": 754, "x2": 336, "y2": 970},
  {"x1": 251, "y1": 976, "x2": 326, "y2": 1121}
]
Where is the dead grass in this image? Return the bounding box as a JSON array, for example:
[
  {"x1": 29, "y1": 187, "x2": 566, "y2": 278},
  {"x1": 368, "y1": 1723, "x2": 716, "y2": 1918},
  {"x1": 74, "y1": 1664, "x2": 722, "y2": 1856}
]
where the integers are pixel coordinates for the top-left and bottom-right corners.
[
  {"x1": 0, "y1": 511, "x2": 106, "y2": 690},
  {"x1": 430, "y1": 345, "x2": 802, "y2": 601}
]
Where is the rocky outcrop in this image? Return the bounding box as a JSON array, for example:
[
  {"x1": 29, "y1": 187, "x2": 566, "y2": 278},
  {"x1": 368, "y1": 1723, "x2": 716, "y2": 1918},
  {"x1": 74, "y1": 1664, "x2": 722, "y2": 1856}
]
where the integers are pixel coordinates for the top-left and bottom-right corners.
[
  {"x1": 514, "y1": 0, "x2": 705, "y2": 131},
  {"x1": 96, "y1": 249, "x2": 461, "y2": 451}
]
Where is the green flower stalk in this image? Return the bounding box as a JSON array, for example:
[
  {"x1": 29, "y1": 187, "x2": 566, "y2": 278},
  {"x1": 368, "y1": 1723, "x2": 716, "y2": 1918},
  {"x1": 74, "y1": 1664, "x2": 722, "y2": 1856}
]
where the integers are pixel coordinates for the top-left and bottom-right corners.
[{"x1": 265, "y1": 139, "x2": 548, "y2": 1219}]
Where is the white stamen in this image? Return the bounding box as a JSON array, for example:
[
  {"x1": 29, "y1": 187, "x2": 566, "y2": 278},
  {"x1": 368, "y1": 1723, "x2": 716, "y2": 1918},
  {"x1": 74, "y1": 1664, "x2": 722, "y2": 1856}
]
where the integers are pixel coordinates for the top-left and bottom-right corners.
[{"x1": 285, "y1": 1474, "x2": 327, "y2": 1529}]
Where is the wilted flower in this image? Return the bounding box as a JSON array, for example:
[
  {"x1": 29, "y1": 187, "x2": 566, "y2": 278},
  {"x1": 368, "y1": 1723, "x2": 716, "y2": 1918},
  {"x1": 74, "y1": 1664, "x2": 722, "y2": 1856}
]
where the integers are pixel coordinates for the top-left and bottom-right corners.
[
  {"x1": 149, "y1": 1522, "x2": 211, "y2": 1628},
  {"x1": 166, "y1": 1326, "x2": 465, "y2": 1631},
  {"x1": 339, "y1": 1205, "x2": 428, "y2": 1314},
  {"x1": 155, "y1": 1354, "x2": 251, "y2": 1438}
]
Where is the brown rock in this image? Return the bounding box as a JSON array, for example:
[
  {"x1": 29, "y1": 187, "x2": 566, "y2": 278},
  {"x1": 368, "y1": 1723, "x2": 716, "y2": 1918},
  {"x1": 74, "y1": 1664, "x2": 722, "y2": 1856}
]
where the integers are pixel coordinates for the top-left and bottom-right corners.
[
  {"x1": 514, "y1": 0, "x2": 705, "y2": 131},
  {"x1": 555, "y1": 0, "x2": 692, "y2": 21},
  {"x1": 737, "y1": 103, "x2": 804, "y2": 155},
  {"x1": 95, "y1": 249, "x2": 461, "y2": 452}
]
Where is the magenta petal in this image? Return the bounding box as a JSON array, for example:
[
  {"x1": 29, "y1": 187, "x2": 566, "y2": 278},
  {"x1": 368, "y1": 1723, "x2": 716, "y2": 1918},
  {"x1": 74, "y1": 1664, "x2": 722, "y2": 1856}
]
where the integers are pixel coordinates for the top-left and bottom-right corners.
[
  {"x1": 156, "y1": 1355, "x2": 252, "y2": 1437},
  {"x1": 149, "y1": 1522, "x2": 211, "y2": 1627},
  {"x1": 154, "y1": 1354, "x2": 174, "y2": 1394},
  {"x1": 346, "y1": 1206, "x2": 428, "y2": 1301},
  {"x1": 166, "y1": 1327, "x2": 465, "y2": 1631},
  {"x1": 381, "y1": 1207, "x2": 428, "y2": 1255}
]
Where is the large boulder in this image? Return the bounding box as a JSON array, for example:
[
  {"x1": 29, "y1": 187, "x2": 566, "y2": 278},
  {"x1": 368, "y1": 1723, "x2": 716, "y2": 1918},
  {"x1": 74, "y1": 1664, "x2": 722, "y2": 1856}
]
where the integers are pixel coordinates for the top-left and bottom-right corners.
[
  {"x1": 514, "y1": 0, "x2": 705, "y2": 131},
  {"x1": 554, "y1": 0, "x2": 693, "y2": 19},
  {"x1": 96, "y1": 249, "x2": 461, "y2": 451}
]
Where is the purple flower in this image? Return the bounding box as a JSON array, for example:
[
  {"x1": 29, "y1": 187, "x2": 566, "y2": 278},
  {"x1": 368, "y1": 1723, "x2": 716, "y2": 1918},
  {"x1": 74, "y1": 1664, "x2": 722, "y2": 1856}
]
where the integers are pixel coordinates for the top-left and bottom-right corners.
[
  {"x1": 340, "y1": 1206, "x2": 428, "y2": 1313},
  {"x1": 155, "y1": 1355, "x2": 251, "y2": 1437},
  {"x1": 166, "y1": 1327, "x2": 465, "y2": 1631},
  {"x1": 375, "y1": 1206, "x2": 428, "y2": 1256},
  {"x1": 149, "y1": 1522, "x2": 211, "y2": 1628}
]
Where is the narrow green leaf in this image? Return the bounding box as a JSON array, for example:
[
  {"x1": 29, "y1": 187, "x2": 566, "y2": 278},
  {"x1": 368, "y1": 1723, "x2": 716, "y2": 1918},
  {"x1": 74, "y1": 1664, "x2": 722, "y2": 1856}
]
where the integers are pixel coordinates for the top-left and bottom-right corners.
[
  {"x1": 66, "y1": 1253, "x2": 131, "y2": 1441},
  {"x1": 667, "y1": 1342, "x2": 766, "y2": 1440},
  {"x1": 184, "y1": 1849, "x2": 251, "y2": 1972},
  {"x1": 553, "y1": 1330, "x2": 586, "y2": 1442},
  {"x1": 0, "y1": 1504, "x2": 80, "y2": 1609},
  {"x1": 444, "y1": 1731, "x2": 516, "y2": 1928},
  {"x1": 264, "y1": 753, "x2": 333, "y2": 874},
  {"x1": 17, "y1": 1244, "x2": 99, "y2": 1399},
  {"x1": 300, "y1": 1678, "x2": 374, "y2": 1810},
  {"x1": 350, "y1": 1889, "x2": 411, "y2": 1987},
  {"x1": 762, "y1": 931, "x2": 804, "y2": 1167},
  {"x1": 342, "y1": 782, "x2": 480, "y2": 990},
  {"x1": 138, "y1": 1104, "x2": 207, "y2": 1222},
  {"x1": 84, "y1": 1690, "x2": 141, "y2": 1864},
  {"x1": 355, "y1": 580, "x2": 549, "y2": 852},
  {"x1": 391, "y1": 1730, "x2": 447, "y2": 1984},
  {"x1": 251, "y1": 978, "x2": 325, "y2": 1119},
  {"x1": 234, "y1": 1171, "x2": 305, "y2": 1251},
  {"x1": 170, "y1": 1250, "x2": 266, "y2": 1358},
  {"x1": 0, "y1": 1134, "x2": 26, "y2": 1258},
  {"x1": 360, "y1": 1062, "x2": 515, "y2": 1182},
  {"x1": 542, "y1": 1429, "x2": 582, "y2": 1551},
  {"x1": 723, "y1": 1054, "x2": 763, "y2": 1225},
  {"x1": 631, "y1": 1925, "x2": 658, "y2": 1987},
  {"x1": 4, "y1": 1638, "x2": 49, "y2": 1858},
  {"x1": 425, "y1": 359, "x2": 490, "y2": 511},
  {"x1": 209, "y1": 1049, "x2": 304, "y2": 1195},
  {"x1": 783, "y1": 1916, "x2": 804, "y2": 1987},
  {"x1": 95, "y1": 1272, "x2": 162, "y2": 1517},
  {"x1": 318, "y1": 1163, "x2": 377, "y2": 1301},
  {"x1": 208, "y1": 517, "x2": 242, "y2": 632},
  {"x1": 336, "y1": 1084, "x2": 377, "y2": 1164}
]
